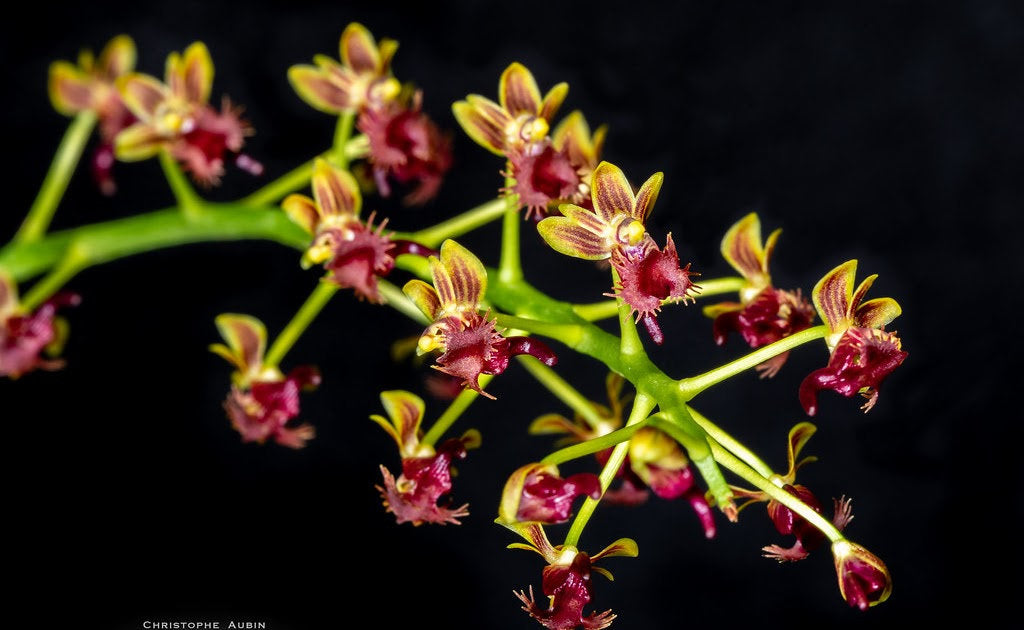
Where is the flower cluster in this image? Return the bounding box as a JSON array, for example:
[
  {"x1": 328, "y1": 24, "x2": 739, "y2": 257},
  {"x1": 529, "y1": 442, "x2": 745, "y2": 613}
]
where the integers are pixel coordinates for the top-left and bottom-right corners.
[
  {"x1": 371, "y1": 389, "x2": 479, "y2": 525},
  {"x1": 13, "y1": 23, "x2": 912, "y2": 628},
  {"x1": 531, "y1": 373, "x2": 716, "y2": 537},
  {"x1": 289, "y1": 23, "x2": 451, "y2": 204},
  {"x1": 209, "y1": 314, "x2": 319, "y2": 448},
  {"x1": 404, "y1": 240, "x2": 557, "y2": 398},
  {"x1": 704, "y1": 213, "x2": 816, "y2": 377},
  {"x1": 114, "y1": 42, "x2": 261, "y2": 184}
]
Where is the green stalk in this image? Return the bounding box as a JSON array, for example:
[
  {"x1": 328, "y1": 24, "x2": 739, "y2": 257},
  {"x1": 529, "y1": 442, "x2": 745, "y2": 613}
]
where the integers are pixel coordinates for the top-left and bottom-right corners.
[
  {"x1": 158, "y1": 150, "x2": 203, "y2": 219},
  {"x1": 515, "y1": 356, "x2": 608, "y2": 432},
  {"x1": 615, "y1": 270, "x2": 644, "y2": 359},
  {"x1": 14, "y1": 111, "x2": 97, "y2": 243},
  {"x1": 421, "y1": 375, "x2": 494, "y2": 447},
  {"x1": 687, "y1": 405, "x2": 773, "y2": 479},
  {"x1": 498, "y1": 173, "x2": 522, "y2": 283},
  {"x1": 398, "y1": 198, "x2": 508, "y2": 248},
  {"x1": 564, "y1": 393, "x2": 657, "y2": 548},
  {"x1": 541, "y1": 419, "x2": 651, "y2": 466},
  {"x1": 678, "y1": 325, "x2": 829, "y2": 398},
  {"x1": 264, "y1": 279, "x2": 339, "y2": 369},
  {"x1": 332, "y1": 111, "x2": 356, "y2": 170},
  {"x1": 0, "y1": 204, "x2": 309, "y2": 284}
]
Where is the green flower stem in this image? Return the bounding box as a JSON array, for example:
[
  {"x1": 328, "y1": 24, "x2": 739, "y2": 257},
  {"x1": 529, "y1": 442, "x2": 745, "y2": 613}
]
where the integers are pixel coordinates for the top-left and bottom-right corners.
[
  {"x1": 650, "y1": 407, "x2": 735, "y2": 513},
  {"x1": 240, "y1": 138, "x2": 370, "y2": 207},
  {"x1": 397, "y1": 198, "x2": 508, "y2": 248},
  {"x1": 159, "y1": 150, "x2": 204, "y2": 219},
  {"x1": 264, "y1": 279, "x2": 339, "y2": 370},
  {"x1": 541, "y1": 419, "x2": 651, "y2": 466},
  {"x1": 241, "y1": 156, "x2": 319, "y2": 207},
  {"x1": 0, "y1": 204, "x2": 308, "y2": 286},
  {"x1": 20, "y1": 244, "x2": 88, "y2": 312},
  {"x1": 615, "y1": 271, "x2": 643, "y2": 359},
  {"x1": 686, "y1": 405, "x2": 773, "y2": 479},
  {"x1": 499, "y1": 175, "x2": 522, "y2": 283},
  {"x1": 678, "y1": 325, "x2": 829, "y2": 399},
  {"x1": 564, "y1": 393, "x2": 657, "y2": 548},
  {"x1": 333, "y1": 111, "x2": 356, "y2": 169},
  {"x1": 14, "y1": 111, "x2": 97, "y2": 244},
  {"x1": 707, "y1": 437, "x2": 844, "y2": 543},
  {"x1": 515, "y1": 356, "x2": 608, "y2": 432},
  {"x1": 378, "y1": 278, "x2": 429, "y2": 325},
  {"x1": 421, "y1": 375, "x2": 494, "y2": 448},
  {"x1": 571, "y1": 276, "x2": 747, "y2": 321}
]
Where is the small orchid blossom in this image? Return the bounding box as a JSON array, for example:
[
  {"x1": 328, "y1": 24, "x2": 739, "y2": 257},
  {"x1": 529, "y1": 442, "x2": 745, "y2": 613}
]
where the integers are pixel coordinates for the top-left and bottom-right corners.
[
  {"x1": 704, "y1": 213, "x2": 816, "y2": 377},
  {"x1": 799, "y1": 261, "x2": 907, "y2": 415},
  {"x1": 210, "y1": 314, "x2": 319, "y2": 448},
  {"x1": 282, "y1": 159, "x2": 401, "y2": 302},
  {"x1": 505, "y1": 523, "x2": 637, "y2": 630},
  {"x1": 0, "y1": 272, "x2": 79, "y2": 379},
  {"x1": 370, "y1": 389, "x2": 480, "y2": 525},
  {"x1": 453, "y1": 62, "x2": 568, "y2": 158},
  {"x1": 403, "y1": 240, "x2": 557, "y2": 398},
  {"x1": 288, "y1": 23, "x2": 401, "y2": 114},
  {"x1": 115, "y1": 42, "x2": 260, "y2": 184},
  {"x1": 538, "y1": 161, "x2": 697, "y2": 342},
  {"x1": 499, "y1": 462, "x2": 601, "y2": 525},
  {"x1": 49, "y1": 35, "x2": 137, "y2": 194}
]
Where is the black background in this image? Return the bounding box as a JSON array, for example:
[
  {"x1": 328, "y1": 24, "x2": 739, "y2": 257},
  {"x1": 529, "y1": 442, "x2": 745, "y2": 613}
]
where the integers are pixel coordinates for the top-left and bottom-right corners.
[{"x1": 3, "y1": 1, "x2": 1021, "y2": 628}]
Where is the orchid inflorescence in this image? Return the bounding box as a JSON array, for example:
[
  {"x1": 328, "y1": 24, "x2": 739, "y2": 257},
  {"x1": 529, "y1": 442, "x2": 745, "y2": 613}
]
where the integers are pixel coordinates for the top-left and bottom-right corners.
[{"x1": 2, "y1": 24, "x2": 908, "y2": 626}]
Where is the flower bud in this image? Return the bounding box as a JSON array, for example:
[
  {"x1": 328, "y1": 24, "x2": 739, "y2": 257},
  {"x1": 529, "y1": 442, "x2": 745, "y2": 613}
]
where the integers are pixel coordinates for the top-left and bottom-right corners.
[{"x1": 831, "y1": 540, "x2": 892, "y2": 610}]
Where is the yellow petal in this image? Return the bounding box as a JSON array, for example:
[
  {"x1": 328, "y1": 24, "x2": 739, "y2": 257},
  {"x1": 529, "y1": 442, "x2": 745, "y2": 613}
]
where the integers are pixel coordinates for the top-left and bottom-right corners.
[
  {"x1": 439, "y1": 240, "x2": 486, "y2": 310},
  {"x1": 340, "y1": 22, "x2": 380, "y2": 73},
  {"x1": 591, "y1": 537, "x2": 639, "y2": 561},
  {"x1": 632, "y1": 172, "x2": 664, "y2": 224},
  {"x1": 175, "y1": 42, "x2": 214, "y2": 104},
  {"x1": 114, "y1": 122, "x2": 164, "y2": 161},
  {"x1": 281, "y1": 194, "x2": 320, "y2": 235},
  {"x1": 452, "y1": 98, "x2": 508, "y2": 156},
  {"x1": 117, "y1": 73, "x2": 167, "y2": 120},
  {"x1": 379, "y1": 389, "x2": 426, "y2": 457},
  {"x1": 213, "y1": 313, "x2": 266, "y2": 374},
  {"x1": 98, "y1": 35, "x2": 137, "y2": 80},
  {"x1": 812, "y1": 260, "x2": 857, "y2": 333},
  {"x1": 403, "y1": 279, "x2": 442, "y2": 321},
  {"x1": 0, "y1": 270, "x2": 18, "y2": 320},
  {"x1": 856, "y1": 297, "x2": 902, "y2": 329},
  {"x1": 720, "y1": 213, "x2": 768, "y2": 283},
  {"x1": 311, "y1": 158, "x2": 361, "y2": 218},
  {"x1": 590, "y1": 161, "x2": 635, "y2": 223},
  {"x1": 539, "y1": 82, "x2": 569, "y2": 122},
  {"x1": 499, "y1": 62, "x2": 542, "y2": 115},
  {"x1": 288, "y1": 64, "x2": 350, "y2": 114},
  {"x1": 49, "y1": 61, "x2": 94, "y2": 115},
  {"x1": 785, "y1": 422, "x2": 817, "y2": 480}
]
